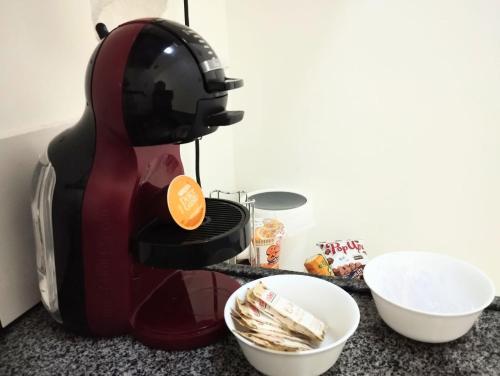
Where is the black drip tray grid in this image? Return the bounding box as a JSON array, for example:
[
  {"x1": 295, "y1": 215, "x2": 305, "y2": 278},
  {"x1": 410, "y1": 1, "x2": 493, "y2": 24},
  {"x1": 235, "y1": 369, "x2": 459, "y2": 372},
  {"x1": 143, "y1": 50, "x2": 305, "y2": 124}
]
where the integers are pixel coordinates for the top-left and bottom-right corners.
[{"x1": 134, "y1": 198, "x2": 251, "y2": 269}]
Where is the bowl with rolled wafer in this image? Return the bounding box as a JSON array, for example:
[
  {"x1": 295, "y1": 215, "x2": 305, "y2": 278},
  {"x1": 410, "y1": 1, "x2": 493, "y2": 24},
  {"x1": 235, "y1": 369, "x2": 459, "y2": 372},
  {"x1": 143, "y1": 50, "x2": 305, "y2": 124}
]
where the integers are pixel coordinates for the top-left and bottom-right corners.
[{"x1": 223, "y1": 274, "x2": 360, "y2": 376}]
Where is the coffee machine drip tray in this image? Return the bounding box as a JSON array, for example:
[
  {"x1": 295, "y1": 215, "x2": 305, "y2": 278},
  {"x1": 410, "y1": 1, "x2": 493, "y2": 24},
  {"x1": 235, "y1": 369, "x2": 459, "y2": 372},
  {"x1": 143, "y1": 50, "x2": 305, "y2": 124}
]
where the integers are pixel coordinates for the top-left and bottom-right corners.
[{"x1": 134, "y1": 198, "x2": 251, "y2": 269}]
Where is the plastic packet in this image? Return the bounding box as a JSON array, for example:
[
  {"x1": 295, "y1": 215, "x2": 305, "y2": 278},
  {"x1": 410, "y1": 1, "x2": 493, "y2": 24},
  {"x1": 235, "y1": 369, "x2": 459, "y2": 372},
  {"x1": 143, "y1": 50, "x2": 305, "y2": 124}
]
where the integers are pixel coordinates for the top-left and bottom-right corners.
[
  {"x1": 305, "y1": 240, "x2": 368, "y2": 279},
  {"x1": 253, "y1": 219, "x2": 285, "y2": 269}
]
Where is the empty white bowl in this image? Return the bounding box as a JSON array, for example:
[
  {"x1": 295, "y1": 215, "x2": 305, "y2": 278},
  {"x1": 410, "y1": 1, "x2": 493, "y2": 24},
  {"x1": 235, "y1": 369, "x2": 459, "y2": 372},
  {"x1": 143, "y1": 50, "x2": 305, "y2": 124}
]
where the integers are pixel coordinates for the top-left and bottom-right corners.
[
  {"x1": 364, "y1": 251, "x2": 495, "y2": 343},
  {"x1": 223, "y1": 274, "x2": 360, "y2": 376}
]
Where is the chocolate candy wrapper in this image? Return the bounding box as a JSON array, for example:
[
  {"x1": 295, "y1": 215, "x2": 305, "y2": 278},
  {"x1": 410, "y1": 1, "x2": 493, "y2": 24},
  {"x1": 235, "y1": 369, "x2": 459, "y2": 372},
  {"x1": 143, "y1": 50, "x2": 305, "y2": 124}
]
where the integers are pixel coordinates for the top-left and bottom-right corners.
[
  {"x1": 304, "y1": 254, "x2": 333, "y2": 276},
  {"x1": 305, "y1": 240, "x2": 368, "y2": 279}
]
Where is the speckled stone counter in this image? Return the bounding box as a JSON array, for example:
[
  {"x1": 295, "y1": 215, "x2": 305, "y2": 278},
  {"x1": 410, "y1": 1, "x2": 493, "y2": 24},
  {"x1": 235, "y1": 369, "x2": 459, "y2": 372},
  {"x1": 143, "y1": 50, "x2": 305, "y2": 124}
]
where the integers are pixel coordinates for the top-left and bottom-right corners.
[{"x1": 1, "y1": 265, "x2": 499, "y2": 375}]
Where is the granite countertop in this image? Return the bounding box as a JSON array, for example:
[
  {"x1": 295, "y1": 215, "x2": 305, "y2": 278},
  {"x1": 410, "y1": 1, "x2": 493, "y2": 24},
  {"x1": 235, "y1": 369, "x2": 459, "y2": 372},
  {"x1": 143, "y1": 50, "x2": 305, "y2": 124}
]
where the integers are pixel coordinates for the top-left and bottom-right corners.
[{"x1": 1, "y1": 264, "x2": 499, "y2": 375}]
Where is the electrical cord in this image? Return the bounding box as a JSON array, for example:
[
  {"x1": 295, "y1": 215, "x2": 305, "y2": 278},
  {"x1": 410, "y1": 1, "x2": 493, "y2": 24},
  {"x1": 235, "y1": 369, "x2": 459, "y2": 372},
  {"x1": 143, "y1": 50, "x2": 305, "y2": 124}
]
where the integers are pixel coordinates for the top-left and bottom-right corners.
[
  {"x1": 195, "y1": 138, "x2": 201, "y2": 186},
  {"x1": 183, "y1": 0, "x2": 202, "y2": 187},
  {"x1": 184, "y1": 0, "x2": 190, "y2": 26}
]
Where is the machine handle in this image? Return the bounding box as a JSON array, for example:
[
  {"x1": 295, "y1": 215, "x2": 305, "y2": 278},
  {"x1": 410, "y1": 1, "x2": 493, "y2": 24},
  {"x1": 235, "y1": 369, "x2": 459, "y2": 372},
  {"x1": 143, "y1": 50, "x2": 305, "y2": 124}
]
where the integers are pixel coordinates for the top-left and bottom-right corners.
[
  {"x1": 95, "y1": 23, "x2": 109, "y2": 39},
  {"x1": 206, "y1": 78, "x2": 244, "y2": 93},
  {"x1": 206, "y1": 111, "x2": 244, "y2": 127}
]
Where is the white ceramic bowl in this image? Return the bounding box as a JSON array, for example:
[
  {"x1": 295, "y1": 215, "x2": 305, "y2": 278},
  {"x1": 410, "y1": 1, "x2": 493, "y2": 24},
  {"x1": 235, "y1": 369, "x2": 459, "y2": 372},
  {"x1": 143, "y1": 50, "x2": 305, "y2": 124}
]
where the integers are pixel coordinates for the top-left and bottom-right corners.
[
  {"x1": 224, "y1": 274, "x2": 360, "y2": 376},
  {"x1": 364, "y1": 251, "x2": 495, "y2": 343}
]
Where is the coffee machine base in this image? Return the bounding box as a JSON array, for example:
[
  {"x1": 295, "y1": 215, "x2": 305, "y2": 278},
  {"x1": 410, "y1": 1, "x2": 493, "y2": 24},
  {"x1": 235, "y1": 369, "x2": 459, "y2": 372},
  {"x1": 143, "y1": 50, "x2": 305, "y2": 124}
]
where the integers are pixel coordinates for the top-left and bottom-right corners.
[{"x1": 131, "y1": 270, "x2": 240, "y2": 350}]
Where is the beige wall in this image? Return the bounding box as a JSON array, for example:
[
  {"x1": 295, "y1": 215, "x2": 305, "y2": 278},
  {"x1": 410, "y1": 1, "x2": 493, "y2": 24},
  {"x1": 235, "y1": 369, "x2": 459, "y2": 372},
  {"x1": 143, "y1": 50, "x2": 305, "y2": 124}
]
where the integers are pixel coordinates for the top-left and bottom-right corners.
[
  {"x1": 0, "y1": 1, "x2": 97, "y2": 138},
  {"x1": 226, "y1": 0, "x2": 500, "y2": 292}
]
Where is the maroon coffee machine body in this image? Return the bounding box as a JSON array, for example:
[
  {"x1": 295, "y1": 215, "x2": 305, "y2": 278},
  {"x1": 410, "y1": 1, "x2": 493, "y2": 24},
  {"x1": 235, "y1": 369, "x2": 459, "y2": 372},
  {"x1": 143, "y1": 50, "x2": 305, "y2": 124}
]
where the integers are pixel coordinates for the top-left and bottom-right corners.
[{"x1": 31, "y1": 19, "x2": 249, "y2": 349}]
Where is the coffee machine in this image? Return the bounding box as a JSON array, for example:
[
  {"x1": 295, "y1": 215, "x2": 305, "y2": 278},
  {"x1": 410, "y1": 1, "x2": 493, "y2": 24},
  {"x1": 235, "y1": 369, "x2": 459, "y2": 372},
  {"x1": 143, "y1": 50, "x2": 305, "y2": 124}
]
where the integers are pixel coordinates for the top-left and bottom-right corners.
[{"x1": 31, "y1": 18, "x2": 250, "y2": 350}]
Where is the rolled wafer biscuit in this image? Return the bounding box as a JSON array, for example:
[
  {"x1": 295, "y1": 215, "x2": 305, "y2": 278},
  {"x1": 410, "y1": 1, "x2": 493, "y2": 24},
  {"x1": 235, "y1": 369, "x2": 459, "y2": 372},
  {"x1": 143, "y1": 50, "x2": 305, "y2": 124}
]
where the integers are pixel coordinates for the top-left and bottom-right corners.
[
  {"x1": 236, "y1": 330, "x2": 312, "y2": 352},
  {"x1": 231, "y1": 282, "x2": 327, "y2": 352},
  {"x1": 231, "y1": 310, "x2": 314, "y2": 346},
  {"x1": 251, "y1": 282, "x2": 326, "y2": 342}
]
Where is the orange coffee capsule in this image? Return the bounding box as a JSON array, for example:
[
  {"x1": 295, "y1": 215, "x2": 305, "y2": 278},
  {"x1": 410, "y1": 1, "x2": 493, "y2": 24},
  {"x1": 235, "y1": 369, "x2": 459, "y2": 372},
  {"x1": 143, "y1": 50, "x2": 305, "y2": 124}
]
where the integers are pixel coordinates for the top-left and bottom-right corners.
[{"x1": 166, "y1": 175, "x2": 206, "y2": 230}]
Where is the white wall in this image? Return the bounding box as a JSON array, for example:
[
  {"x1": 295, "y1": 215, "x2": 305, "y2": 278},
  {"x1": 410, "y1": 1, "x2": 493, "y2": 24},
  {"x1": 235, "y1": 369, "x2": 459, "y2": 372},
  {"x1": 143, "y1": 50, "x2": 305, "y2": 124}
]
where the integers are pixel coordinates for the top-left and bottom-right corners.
[
  {"x1": 0, "y1": 1, "x2": 97, "y2": 138},
  {"x1": 226, "y1": 0, "x2": 500, "y2": 292}
]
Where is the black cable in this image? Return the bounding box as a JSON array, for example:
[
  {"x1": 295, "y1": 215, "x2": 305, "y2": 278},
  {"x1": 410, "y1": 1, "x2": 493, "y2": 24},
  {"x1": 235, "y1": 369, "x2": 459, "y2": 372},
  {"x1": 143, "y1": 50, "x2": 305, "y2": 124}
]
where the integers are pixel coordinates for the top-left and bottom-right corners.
[
  {"x1": 183, "y1": 0, "x2": 190, "y2": 26},
  {"x1": 183, "y1": 0, "x2": 201, "y2": 186},
  {"x1": 195, "y1": 139, "x2": 201, "y2": 186}
]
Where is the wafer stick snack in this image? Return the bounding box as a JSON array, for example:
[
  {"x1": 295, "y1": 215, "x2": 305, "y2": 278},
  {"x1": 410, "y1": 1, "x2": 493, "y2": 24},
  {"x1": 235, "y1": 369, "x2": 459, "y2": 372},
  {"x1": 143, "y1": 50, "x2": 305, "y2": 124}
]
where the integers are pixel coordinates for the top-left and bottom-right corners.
[
  {"x1": 236, "y1": 330, "x2": 313, "y2": 352},
  {"x1": 231, "y1": 282, "x2": 326, "y2": 352},
  {"x1": 251, "y1": 282, "x2": 325, "y2": 342}
]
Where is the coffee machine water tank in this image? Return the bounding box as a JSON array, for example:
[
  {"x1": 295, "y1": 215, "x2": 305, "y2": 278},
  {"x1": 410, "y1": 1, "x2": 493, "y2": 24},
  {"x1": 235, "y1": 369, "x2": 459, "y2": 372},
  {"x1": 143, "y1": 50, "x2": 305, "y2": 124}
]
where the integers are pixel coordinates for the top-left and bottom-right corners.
[{"x1": 31, "y1": 151, "x2": 60, "y2": 322}]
